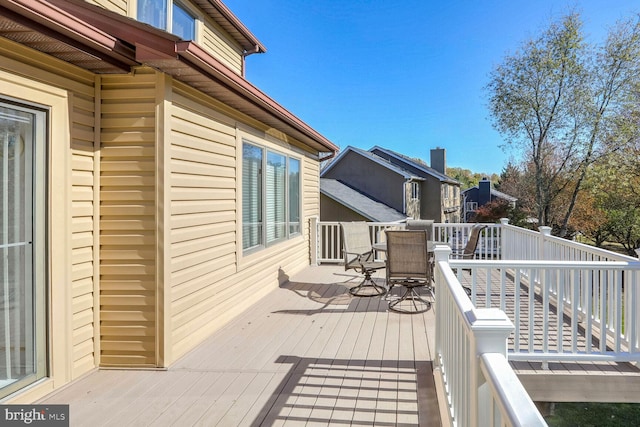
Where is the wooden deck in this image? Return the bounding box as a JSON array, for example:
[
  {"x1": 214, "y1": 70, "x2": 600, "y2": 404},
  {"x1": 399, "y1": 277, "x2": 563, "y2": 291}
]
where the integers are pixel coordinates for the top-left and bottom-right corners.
[{"x1": 39, "y1": 265, "x2": 442, "y2": 426}]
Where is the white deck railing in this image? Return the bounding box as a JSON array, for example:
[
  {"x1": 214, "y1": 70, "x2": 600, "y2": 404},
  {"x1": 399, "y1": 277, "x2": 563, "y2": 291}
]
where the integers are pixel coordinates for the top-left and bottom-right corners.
[
  {"x1": 434, "y1": 247, "x2": 546, "y2": 426},
  {"x1": 312, "y1": 218, "x2": 640, "y2": 426},
  {"x1": 311, "y1": 219, "x2": 502, "y2": 264},
  {"x1": 451, "y1": 258, "x2": 640, "y2": 362}
]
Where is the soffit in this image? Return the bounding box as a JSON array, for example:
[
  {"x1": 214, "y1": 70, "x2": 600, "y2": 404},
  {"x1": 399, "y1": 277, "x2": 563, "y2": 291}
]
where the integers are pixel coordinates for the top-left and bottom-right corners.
[{"x1": 0, "y1": 0, "x2": 135, "y2": 73}]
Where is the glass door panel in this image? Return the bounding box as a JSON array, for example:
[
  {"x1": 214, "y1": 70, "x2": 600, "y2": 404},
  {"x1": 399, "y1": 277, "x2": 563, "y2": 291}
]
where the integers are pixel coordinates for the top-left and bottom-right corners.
[{"x1": 0, "y1": 102, "x2": 45, "y2": 398}]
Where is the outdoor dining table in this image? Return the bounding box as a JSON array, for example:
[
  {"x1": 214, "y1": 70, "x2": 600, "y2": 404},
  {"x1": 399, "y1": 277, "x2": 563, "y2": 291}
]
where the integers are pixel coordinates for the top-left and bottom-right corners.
[{"x1": 372, "y1": 240, "x2": 442, "y2": 253}]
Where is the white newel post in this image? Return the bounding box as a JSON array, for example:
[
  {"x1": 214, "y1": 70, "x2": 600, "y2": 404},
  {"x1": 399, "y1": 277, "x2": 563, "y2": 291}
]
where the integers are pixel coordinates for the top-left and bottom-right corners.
[
  {"x1": 538, "y1": 226, "x2": 552, "y2": 261},
  {"x1": 499, "y1": 218, "x2": 509, "y2": 260},
  {"x1": 310, "y1": 216, "x2": 319, "y2": 266},
  {"x1": 433, "y1": 246, "x2": 452, "y2": 366},
  {"x1": 467, "y1": 308, "x2": 514, "y2": 427}
]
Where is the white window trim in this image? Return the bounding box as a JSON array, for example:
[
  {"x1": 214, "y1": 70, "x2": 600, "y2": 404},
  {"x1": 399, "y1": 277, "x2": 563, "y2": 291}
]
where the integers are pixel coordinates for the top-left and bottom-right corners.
[{"x1": 240, "y1": 139, "x2": 302, "y2": 256}]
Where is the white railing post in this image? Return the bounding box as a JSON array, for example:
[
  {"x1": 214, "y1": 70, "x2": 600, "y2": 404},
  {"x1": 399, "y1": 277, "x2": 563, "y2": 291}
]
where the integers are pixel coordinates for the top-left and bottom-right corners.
[
  {"x1": 500, "y1": 218, "x2": 509, "y2": 260},
  {"x1": 468, "y1": 309, "x2": 514, "y2": 427},
  {"x1": 539, "y1": 226, "x2": 552, "y2": 260},
  {"x1": 433, "y1": 245, "x2": 452, "y2": 355},
  {"x1": 310, "y1": 216, "x2": 319, "y2": 266}
]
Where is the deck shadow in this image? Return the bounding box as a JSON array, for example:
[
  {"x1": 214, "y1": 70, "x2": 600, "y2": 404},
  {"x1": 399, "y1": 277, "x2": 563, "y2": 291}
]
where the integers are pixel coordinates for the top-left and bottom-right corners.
[{"x1": 249, "y1": 356, "x2": 441, "y2": 427}]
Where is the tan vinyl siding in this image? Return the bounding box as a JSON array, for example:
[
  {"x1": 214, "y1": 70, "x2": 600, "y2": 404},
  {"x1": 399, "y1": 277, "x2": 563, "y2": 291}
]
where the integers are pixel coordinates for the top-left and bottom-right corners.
[
  {"x1": 167, "y1": 89, "x2": 316, "y2": 362},
  {"x1": 168, "y1": 91, "x2": 238, "y2": 360},
  {"x1": 0, "y1": 40, "x2": 99, "y2": 381},
  {"x1": 201, "y1": 22, "x2": 244, "y2": 75},
  {"x1": 100, "y1": 70, "x2": 158, "y2": 367},
  {"x1": 85, "y1": 0, "x2": 127, "y2": 16},
  {"x1": 70, "y1": 95, "x2": 98, "y2": 376}
]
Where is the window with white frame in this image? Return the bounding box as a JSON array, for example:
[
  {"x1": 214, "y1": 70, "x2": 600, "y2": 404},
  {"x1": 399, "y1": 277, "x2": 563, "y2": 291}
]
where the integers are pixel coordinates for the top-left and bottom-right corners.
[
  {"x1": 242, "y1": 141, "x2": 301, "y2": 252},
  {"x1": 138, "y1": 0, "x2": 196, "y2": 40}
]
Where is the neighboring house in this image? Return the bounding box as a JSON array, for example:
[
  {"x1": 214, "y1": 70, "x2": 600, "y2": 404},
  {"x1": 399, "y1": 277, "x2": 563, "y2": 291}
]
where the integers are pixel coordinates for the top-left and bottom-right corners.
[
  {"x1": 0, "y1": 0, "x2": 337, "y2": 402},
  {"x1": 462, "y1": 177, "x2": 517, "y2": 222},
  {"x1": 320, "y1": 146, "x2": 425, "y2": 220},
  {"x1": 320, "y1": 178, "x2": 408, "y2": 223},
  {"x1": 369, "y1": 146, "x2": 461, "y2": 223},
  {"x1": 320, "y1": 145, "x2": 461, "y2": 223}
]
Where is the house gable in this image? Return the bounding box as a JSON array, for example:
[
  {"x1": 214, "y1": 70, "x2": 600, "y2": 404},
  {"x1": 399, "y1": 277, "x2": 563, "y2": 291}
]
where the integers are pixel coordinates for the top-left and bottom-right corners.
[{"x1": 321, "y1": 147, "x2": 419, "y2": 214}]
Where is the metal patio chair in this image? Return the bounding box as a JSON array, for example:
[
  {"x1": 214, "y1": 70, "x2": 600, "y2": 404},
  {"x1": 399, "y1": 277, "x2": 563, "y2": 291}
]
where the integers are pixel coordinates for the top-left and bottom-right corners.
[
  {"x1": 451, "y1": 223, "x2": 487, "y2": 296},
  {"x1": 452, "y1": 223, "x2": 487, "y2": 259},
  {"x1": 340, "y1": 222, "x2": 386, "y2": 297},
  {"x1": 385, "y1": 230, "x2": 433, "y2": 313},
  {"x1": 405, "y1": 219, "x2": 434, "y2": 240}
]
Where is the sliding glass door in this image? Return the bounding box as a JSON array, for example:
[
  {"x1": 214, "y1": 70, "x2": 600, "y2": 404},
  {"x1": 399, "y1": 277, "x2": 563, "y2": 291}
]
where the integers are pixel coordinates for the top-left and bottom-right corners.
[{"x1": 0, "y1": 100, "x2": 46, "y2": 398}]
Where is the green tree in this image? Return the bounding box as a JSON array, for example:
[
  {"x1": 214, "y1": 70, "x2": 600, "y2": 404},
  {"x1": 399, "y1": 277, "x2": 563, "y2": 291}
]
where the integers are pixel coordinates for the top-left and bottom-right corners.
[
  {"x1": 447, "y1": 167, "x2": 498, "y2": 190},
  {"x1": 487, "y1": 12, "x2": 640, "y2": 236}
]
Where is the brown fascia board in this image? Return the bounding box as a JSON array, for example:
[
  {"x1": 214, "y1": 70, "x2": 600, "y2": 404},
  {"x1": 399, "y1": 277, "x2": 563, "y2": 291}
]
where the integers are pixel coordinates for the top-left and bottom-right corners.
[
  {"x1": 1, "y1": 0, "x2": 136, "y2": 70},
  {"x1": 47, "y1": 0, "x2": 181, "y2": 54}
]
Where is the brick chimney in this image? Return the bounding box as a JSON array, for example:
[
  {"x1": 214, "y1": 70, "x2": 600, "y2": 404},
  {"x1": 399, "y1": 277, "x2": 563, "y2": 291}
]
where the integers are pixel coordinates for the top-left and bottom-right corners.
[{"x1": 430, "y1": 148, "x2": 446, "y2": 174}]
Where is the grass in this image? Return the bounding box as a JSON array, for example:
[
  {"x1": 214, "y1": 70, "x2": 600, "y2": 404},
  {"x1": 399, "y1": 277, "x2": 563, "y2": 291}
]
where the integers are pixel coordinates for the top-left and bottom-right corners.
[{"x1": 545, "y1": 402, "x2": 640, "y2": 427}]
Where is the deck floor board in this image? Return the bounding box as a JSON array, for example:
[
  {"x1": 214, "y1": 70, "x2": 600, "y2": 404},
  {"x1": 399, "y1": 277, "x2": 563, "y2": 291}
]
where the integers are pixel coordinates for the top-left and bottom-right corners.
[{"x1": 40, "y1": 265, "x2": 440, "y2": 426}]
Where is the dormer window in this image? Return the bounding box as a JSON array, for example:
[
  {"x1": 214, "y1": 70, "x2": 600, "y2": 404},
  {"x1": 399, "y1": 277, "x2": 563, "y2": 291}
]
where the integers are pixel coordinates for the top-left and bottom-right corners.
[{"x1": 138, "y1": 0, "x2": 196, "y2": 40}]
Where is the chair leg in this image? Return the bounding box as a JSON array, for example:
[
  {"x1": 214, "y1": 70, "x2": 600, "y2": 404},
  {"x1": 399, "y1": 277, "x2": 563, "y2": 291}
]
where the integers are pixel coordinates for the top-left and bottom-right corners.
[
  {"x1": 349, "y1": 269, "x2": 386, "y2": 297},
  {"x1": 388, "y1": 286, "x2": 431, "y2": 313}
]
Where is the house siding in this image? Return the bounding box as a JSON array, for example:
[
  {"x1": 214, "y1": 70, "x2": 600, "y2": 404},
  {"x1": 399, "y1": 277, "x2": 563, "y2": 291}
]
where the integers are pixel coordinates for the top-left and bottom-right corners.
[
  {"x1": 201, "y1": 21, "x2": 244, "y2": 75},
  {"x1": 99, "y1": 70, "x2": 158, "y2": 367},
  {"x1": 167, "y1": 85, "x2": 317, "y2": 363},
  {"x1": 420, "y1": 179, "x2": 440, "y2": 222},
  {"x1": 322, "y1": 151, "x2": 405, "y2": 213},
  {"x1": 0, "y1": 39, "x2": 99, "y2": 385},
  {"x1": 85, "y1": 0, "x2": 245, "y2": 75},
  {"x1": 320, "y1": 194, "x2": 369, "y2": 222},
  {"x1": 86, "y1": 0, "x2": 127, "y2": 16}
]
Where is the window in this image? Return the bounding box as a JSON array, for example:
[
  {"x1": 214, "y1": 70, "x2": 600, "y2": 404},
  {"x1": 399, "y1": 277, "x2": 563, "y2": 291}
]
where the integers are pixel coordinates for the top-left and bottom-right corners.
[
  {"x1": 409, "y1": 182, "x2": 420, "y2": 200},
  {"x1": 172, "y1": 3, "x2": 195, "y2": 40},
  {"x1": 138, "y1": 0, "x2": 196, "y2": 40},
  {"x1": 242, "y1": 141, "x2": 301, "y2": 252},
  {"x1": 288, "y1": 158, "x2": 300, "y2": 235}
]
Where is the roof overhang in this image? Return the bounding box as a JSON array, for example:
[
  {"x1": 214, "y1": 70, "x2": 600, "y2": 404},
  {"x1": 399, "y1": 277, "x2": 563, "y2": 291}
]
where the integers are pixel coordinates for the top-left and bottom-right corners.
[
  {"x1": 0, "y1": 0, "x2": 136, "y2": 73},
  {"x1": 191, "y1": 0, "x2": 266, "y2": 54},
  {"x1": 0, "y1": 0, "x2": 336, "y2": 154}
]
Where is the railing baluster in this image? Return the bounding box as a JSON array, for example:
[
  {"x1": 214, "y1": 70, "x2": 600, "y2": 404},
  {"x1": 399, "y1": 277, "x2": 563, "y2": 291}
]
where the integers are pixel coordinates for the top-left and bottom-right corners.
[
  {"x1": 572, "y1": 270, "x2": 579, "y2": 353},
  {"x1": 557, "y1": 269, "x2": 564, "y2": 353},
  {"x1": 514, "y1": 268, "x2": 521, "y2": 353},
  {"x1": 528, "y1": 268, "x2": 535, "y2": 353},
  {"x1": 543, "y1": 268, "x2": 549, "y2": 355}
]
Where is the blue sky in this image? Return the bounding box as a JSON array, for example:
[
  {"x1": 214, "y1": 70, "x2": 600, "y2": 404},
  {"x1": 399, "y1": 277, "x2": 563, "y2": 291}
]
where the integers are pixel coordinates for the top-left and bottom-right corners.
[{"x1": 223, "y1": 1, "x2": 638, "y2": 175}]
